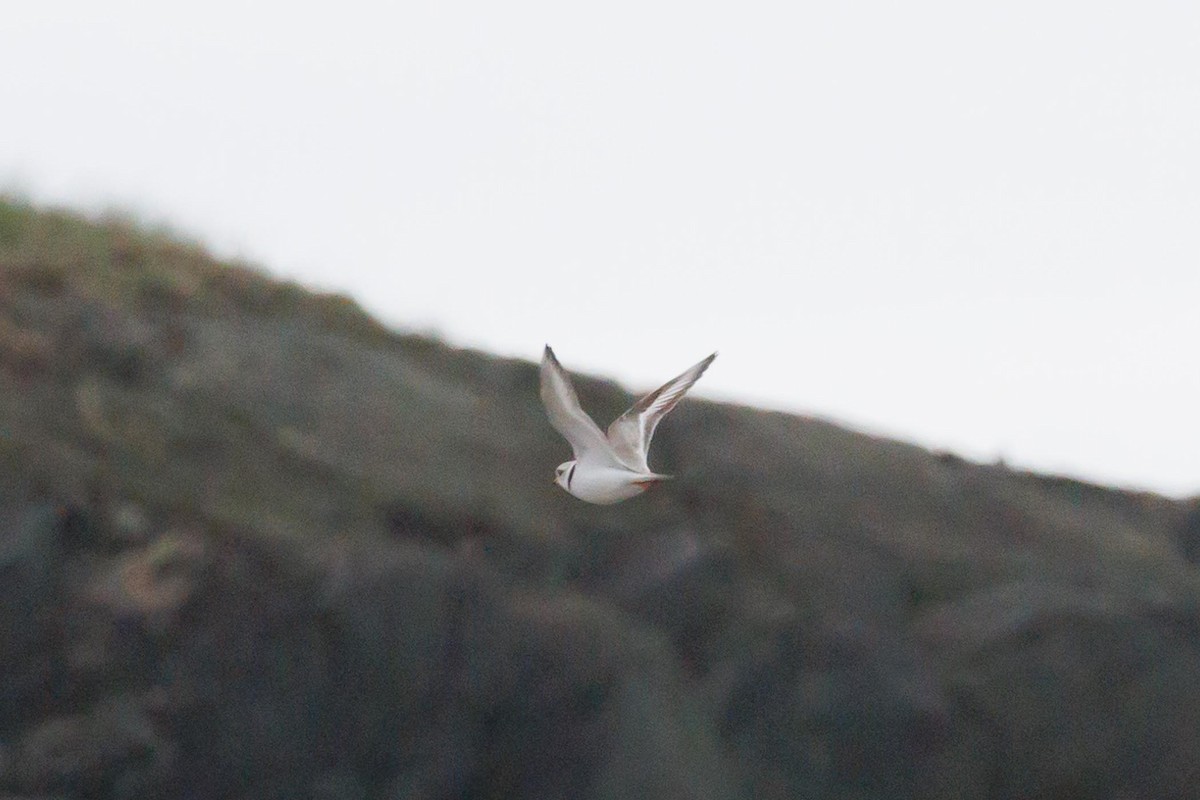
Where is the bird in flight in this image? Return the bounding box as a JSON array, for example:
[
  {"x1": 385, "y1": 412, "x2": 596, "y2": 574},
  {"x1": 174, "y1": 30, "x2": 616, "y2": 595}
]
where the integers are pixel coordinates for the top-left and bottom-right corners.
[{"x1": 540, "y1": 346, "x2": 717, "y2": 504}]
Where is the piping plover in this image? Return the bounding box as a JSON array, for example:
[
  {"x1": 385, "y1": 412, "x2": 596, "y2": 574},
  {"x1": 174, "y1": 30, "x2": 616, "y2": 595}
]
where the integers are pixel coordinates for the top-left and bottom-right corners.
[{"x1": 540, "y1": 346, "x2": 716, "y2": 504}]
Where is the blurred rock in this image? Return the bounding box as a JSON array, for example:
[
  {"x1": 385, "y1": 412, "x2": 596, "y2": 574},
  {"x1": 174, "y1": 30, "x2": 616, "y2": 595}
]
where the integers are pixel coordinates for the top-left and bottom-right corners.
[
  {"x1": 155, "y1": 535, "x2": 332, "y2": 800},
  {"x1": 108, "y1": 502, "x2": 154, "y2": 548},
  {"x1": 464, "y1": 593, "x2": 742, "y2": 800},
  {"x1": 322, "y1": 542, "x2": 486, "y2": 792},
  {"x1": 1179, "y1": 500, "x2": 1200, "y2": 565},
  {"x1": 0, "y1": 504, "x2": 67, "y2": 735},
  {"x1": 87, "y1": 531, "x2": 208, "y2": 629},
  {"x1": 10, "y1": 698, "x2": 172, "y2": 798},
  {"x1": 921, "y1": 599, "x2": 1200, "y2": 800},
  {"x1": 716, "y1": 615, "x2": 947, "y2": 800},
  {"x1": 595, "y1": 527, "x2": 739, "y2": 670},
  {"x1": 310, "y1": 769, "x2": 369, "y2": 800},
  {"x1": 309, "y1": 767, "x2": 364, "y2": 800}
]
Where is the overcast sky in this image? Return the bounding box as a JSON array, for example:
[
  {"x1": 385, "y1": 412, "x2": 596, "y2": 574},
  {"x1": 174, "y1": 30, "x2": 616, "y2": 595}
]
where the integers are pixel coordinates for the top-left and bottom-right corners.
[{"x1": 2, "y1": 1, "x2": 1198, "y2": 495}]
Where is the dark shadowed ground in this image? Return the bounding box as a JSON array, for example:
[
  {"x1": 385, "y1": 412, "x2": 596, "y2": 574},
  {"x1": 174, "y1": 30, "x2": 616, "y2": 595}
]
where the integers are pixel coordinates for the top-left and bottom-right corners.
[{"x1": 2, "y1": 198, "x2": 1199, "y2": 799}]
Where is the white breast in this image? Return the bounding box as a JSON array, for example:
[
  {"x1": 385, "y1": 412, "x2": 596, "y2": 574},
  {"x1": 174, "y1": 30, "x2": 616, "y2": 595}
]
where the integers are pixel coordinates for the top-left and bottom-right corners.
[{"x1": 568, "y1": 465, "x2": 649, "y2": 505}]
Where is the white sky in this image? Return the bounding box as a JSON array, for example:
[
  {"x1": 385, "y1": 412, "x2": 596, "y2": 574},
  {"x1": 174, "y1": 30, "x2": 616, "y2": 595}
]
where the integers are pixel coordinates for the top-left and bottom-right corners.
[{"x1": 2, "y1": 1, "x2": 1198, "y2": 496}]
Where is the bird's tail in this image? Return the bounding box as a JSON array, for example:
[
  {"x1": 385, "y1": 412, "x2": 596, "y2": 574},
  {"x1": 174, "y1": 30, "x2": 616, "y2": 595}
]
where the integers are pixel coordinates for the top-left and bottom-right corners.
[{"x1": 633, "y1": 474, "x2": 672, "y2": 489}]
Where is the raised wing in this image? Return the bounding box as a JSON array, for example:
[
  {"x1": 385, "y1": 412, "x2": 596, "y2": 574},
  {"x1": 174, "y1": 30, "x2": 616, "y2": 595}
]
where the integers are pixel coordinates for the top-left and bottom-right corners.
[
  {"x1": 606, "y1": 352, "x2": 716, "y2": 473},
  {"x1": 539, "y1": 345, "x2": 616, "y2": 464}
]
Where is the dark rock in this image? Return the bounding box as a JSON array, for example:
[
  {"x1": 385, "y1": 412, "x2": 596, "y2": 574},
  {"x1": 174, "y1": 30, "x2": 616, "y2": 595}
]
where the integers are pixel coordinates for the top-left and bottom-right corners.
[
  {"x1": 0, "y1": 504, "x2": 68, "y2": 734},
  {"x1": 717, "y1": 616, "x2": 947, "y2": 800},
  {"x1": 923, "y1": 596, "x2": 1200, "y2": 800},
  {"x1": 466, "y1": 594, "x2": 742, "y2": 800},
  {"x1": 104, "y1": 501, "x2": 155, "y2": 550},
  {"x1": 155, "y1": 535, "x2": 333, "y2": 800},
  {"x1": 9, "y1": 698, "x2": 172, "y2": 798},
  {"x1": 60, "y1": 531, "x2": 210, "y2": 710},
  {"x1": 1179, "y1": 501, "x2": 1200, "y2": 565},
  {"x1": 73, "y1": 305, "x2": 162, "y2": 386},
  {"x1": 321, "y1": 542, "x2": 482, "y2": 788},
  {"x1": 594, "y1": 527, "x2": 739, "y2": 670},
  {"x1": 383, "y1": 501, "x2": 499, "y2": 549},
  {"x1": 310, "y1": 769, "x2": 369, "y2": 800}
]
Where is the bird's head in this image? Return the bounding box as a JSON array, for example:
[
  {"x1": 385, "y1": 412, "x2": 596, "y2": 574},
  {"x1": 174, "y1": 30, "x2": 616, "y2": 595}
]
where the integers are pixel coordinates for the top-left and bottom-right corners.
[{"x1": 554, "y1": 461, "x2": 576, "y2": 491}]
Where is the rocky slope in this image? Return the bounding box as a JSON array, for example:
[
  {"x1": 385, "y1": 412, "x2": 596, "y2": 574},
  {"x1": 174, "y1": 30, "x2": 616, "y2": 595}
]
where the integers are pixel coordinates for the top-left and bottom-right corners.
[{"x1": 1, "y1": 198, "x2": 1199, "y2": 799}]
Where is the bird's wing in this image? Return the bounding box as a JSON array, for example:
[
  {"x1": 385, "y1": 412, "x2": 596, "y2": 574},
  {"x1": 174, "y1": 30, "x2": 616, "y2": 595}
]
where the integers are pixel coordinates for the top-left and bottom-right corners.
[
  {"x1": 606, "y1": 352, "x2": 716, "y2": 473},
  {"x1": 540, "y1": 346, "x2": 620, "y2": 464}
]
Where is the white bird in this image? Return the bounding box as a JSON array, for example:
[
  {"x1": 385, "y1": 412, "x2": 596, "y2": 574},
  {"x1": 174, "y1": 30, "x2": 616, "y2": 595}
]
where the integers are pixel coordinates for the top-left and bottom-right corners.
[{"x1": 540, "y1": 346, "x2": 716, "y2": 504}]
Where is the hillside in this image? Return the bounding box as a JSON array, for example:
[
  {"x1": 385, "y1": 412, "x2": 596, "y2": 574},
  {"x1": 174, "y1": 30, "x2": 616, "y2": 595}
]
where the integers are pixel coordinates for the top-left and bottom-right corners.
[{"x1": 1, "y1": 197, "x2": 1199, "y2": 799}]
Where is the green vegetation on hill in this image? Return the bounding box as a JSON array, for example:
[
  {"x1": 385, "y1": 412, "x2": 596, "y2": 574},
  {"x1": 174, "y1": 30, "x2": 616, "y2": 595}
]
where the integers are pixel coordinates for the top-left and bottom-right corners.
[{"x1": 1, "y1": 197, "x2": 1199, "y2": 799}]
